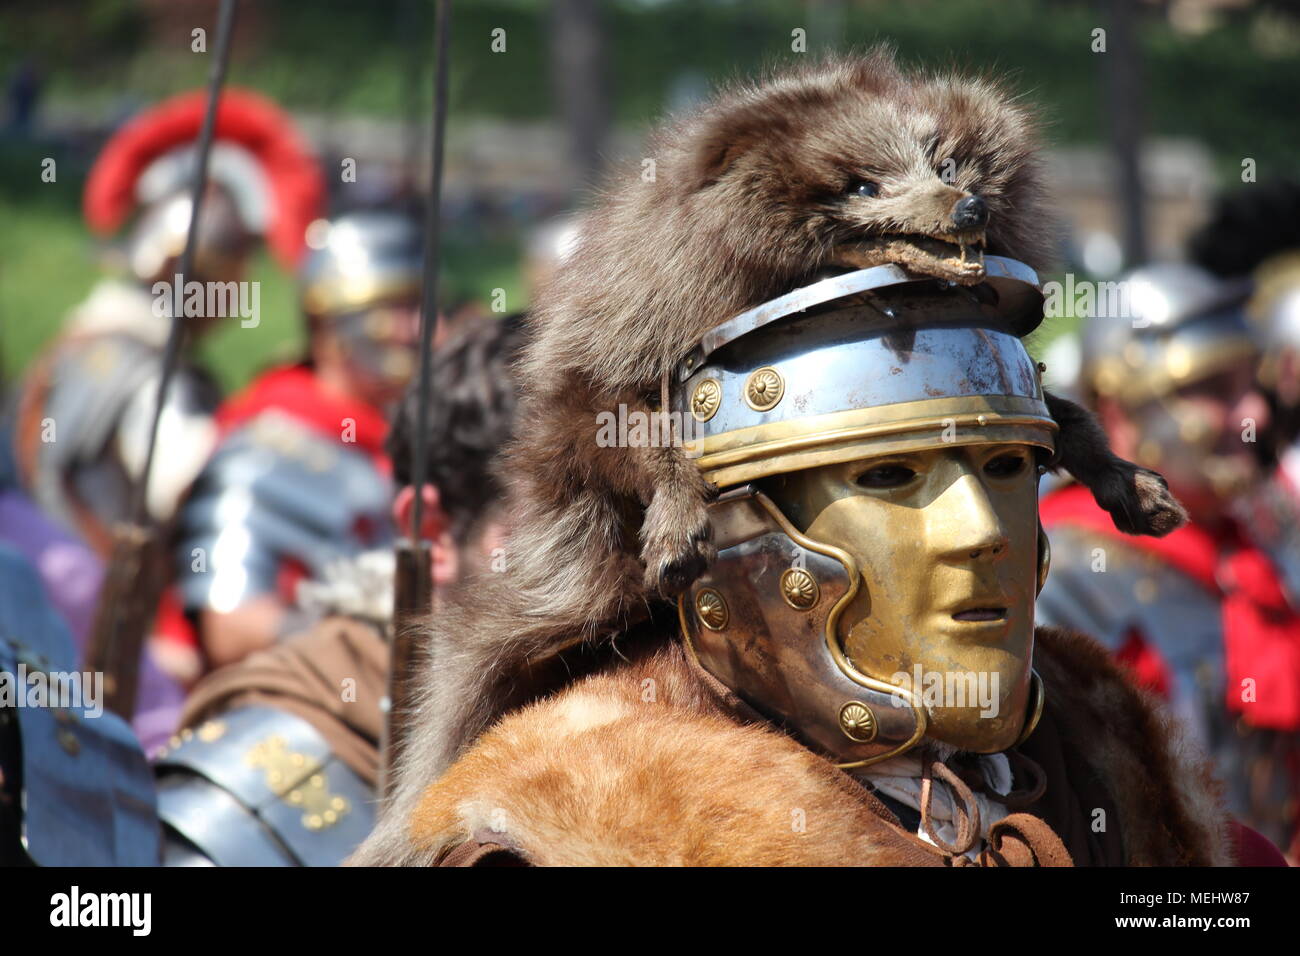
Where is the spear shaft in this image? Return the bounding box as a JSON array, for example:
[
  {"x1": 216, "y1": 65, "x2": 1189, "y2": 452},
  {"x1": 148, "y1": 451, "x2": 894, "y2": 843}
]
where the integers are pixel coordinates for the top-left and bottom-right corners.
[
  {"x1": 86, "y1": 0, "x2": 240, "y2": 720},
  {"x1": 381, "y1": 0, "x2": 452, "y2": 802}
]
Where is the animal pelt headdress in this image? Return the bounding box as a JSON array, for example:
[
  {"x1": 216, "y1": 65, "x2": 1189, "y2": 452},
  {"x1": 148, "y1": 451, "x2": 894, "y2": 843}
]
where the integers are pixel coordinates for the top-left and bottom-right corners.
[{"x1": 354, "y1": 50, "x2": 1186, "y2": 864}]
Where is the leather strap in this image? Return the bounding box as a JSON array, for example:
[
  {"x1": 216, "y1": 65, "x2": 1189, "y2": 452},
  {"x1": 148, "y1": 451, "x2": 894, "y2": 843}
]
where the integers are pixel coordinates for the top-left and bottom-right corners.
[{"x1": 438, "y1": 839, "x2": 529, "y2": 867}]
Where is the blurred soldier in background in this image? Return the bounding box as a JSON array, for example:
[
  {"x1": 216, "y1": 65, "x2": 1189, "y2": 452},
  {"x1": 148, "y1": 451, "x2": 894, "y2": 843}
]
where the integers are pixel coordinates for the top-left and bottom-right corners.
[
  {"x1": 8, "y1": 88, "x2": 323, "y2": 699},
  {"x1": 13, "y1": 89, "x2": 322, "y2": 556},
  {"x1": 1240, "y1": 258, "x2": 1300, "y2": 602},
  {"x1": 1036, "y1": 263, "x2": 1300, "y2": 858},
  {"x1": 0, "y1": 430, "x2": 185, "y2": 752},
  {"x1": 153, "y1": 315, "x2": 524, "y2": 866},
  {"x1": 1189, "y1": 181, "x2": 1300, "y2": 604},
  {"x1": 13, "y1": 182, "x2": 243, "y2": 550},
  {"x1": 174, "y1": 209, "x2": 423, "y2": 670}
]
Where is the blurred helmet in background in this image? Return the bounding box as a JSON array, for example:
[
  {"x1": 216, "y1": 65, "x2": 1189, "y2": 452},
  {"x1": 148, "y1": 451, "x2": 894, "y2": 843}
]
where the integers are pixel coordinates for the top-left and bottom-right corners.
[
  {"x1": 1249, "y1": 253, "x2": 1300, "y2": 427},
  {"x1": 1081, "y1": 262, "x2": 1264, "y2": 507},
  {"x1": 299, "y1": 209, "x2": 425, "y2": 400},
  {"x1": 125, "y1": 182, "x2": 254, "y2": 288},
  {"x1": 1080, "y1": 263, "x2": 1256, "y2": 406}
]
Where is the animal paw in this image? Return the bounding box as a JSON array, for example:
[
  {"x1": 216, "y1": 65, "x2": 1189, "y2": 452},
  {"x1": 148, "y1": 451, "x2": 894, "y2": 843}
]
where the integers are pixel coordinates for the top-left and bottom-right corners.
[
  {"x1": 641, "y1": 491, "x2": 716, "y2": 596},
  {"x1": 1091, "y1": 460, "x2": 1188, "y2": 537}
]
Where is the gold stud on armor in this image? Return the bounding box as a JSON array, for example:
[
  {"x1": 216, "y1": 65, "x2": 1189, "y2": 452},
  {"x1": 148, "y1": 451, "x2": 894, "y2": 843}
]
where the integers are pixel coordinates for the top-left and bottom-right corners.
[
  {"x1": 779, "y1": 567, "x2": 820, "y2": 610},
  {"x1": 197, "y1": 719, "x2": 227, "y2": 743},
  {"x1": 694, "y1": 587, "x2": 729, "y2": 630},
  {"x1": 838, "y1": 701, "x2": 878, "y2": 743},
  {"x1": 690, "y1": 378, "x2": 722, "y2": 422},
  {"x1": 743, "y1": 366, "x2": 784, "y2": 411}
]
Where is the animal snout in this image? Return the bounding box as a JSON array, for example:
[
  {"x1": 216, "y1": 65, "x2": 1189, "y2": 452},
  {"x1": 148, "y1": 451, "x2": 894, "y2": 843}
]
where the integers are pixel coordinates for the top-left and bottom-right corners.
[{"x1": 951, "y1": 194, "x2": 988, "y2": 230}]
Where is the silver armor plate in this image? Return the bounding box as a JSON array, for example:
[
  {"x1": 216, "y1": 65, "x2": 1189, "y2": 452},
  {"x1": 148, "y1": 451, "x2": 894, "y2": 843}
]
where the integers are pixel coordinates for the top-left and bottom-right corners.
[
  {"x1": 153, "y1": 705, "x2": 376, "y2": 867},
  {"x1": 1036, "y1": 524, "x2": 1226, "y2": 749},
  {"x1": 175, "y1": 410, "x2": 394, "y2": 613},
  {"x1": 33, "y1": 331, "x2": 219, "y2": 531}
]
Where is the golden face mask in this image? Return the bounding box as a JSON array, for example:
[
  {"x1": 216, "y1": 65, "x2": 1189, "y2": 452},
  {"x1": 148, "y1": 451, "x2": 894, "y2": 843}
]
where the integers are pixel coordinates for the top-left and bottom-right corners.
[
  {"x1": 672, "y1": 259, "x2": 1055, "y2": 766},
  {"x1": 764, "y1": 443, "x2": 1041, "y2": 753}
]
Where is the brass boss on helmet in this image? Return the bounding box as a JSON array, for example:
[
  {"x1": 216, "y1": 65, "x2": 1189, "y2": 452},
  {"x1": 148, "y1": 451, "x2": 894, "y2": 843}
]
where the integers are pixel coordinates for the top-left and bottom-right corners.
[{"x1": 671, "y1": 258, "x2": 1056, "y2": 767}]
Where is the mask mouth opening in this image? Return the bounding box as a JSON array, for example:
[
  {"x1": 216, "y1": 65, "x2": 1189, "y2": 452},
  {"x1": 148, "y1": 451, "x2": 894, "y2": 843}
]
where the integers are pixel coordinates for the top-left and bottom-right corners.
[{"x1": 952, "y1": 607, "x2": 1009, "y2": 623}]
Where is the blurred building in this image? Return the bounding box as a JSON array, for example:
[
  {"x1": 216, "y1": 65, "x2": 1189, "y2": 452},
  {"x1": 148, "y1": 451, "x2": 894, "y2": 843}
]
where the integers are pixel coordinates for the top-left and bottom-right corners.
[{"x1": 1050, "y1": 139, "x2": 1218, "y2": 275}]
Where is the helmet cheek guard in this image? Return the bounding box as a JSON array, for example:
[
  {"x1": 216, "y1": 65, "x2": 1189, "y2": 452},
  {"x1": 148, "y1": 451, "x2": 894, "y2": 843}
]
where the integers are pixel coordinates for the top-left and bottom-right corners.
[{"x1": 679, "y1": 486, "x2": 929, "y2": 767}]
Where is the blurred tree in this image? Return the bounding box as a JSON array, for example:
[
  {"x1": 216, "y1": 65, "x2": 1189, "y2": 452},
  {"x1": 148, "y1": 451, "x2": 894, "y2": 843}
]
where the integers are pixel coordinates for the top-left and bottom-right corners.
[
  {"x1": 547, "y1": 0, "x2": 611, "y2": 195},
  {"x1": 1102, "y1": 0, "x2": 1149, "y2": 267}
]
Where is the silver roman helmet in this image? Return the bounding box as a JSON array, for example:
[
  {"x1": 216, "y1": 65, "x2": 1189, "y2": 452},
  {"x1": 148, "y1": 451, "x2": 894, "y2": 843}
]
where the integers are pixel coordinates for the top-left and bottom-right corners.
[
  {"x1": 299, "y1": 209, "x2": 425, "y2": 318},
  {"x1": 1082, "y1": 263, "x2": 1256, "y2": 406},
  {"x1": 125, "y1": 183, "x2": 254, "y2": 288},
  {"x1": 670, "y1": 258, "x2": 1057, "y2": 767},
  {"x1": 299, "y1": 209, "x2": 425, "y2": 394},
  {"x1": 1081, "y1": 262, "x2": 1261, "y2": 503}
]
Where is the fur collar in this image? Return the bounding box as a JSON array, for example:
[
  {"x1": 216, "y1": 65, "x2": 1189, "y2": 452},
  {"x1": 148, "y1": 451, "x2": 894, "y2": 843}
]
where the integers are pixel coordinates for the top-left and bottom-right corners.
[{"x1": 356, "y1": 626, "x2": 1233, "y2": 866}]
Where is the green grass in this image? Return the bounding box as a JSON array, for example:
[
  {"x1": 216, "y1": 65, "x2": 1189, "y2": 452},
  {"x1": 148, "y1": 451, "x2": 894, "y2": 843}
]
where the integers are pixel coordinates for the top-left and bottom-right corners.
[{"x1": 0, "y1": 199, "x2": 101, "y2": 385}]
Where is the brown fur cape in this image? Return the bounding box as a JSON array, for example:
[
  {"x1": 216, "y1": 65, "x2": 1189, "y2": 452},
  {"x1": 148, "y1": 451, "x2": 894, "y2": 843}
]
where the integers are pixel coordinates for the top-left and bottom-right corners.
[{"x1": 350, "y1": 626, "x2": 1232, "y2": 866}]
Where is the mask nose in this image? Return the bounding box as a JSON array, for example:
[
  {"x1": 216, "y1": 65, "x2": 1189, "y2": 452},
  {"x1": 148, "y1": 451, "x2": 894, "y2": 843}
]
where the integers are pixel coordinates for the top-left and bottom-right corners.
[
  {"x1": 951, "y1": 194, "x2": 989, "y2": 230},
  {"x1": 934, "y1": 471, "x2": 1010, "y2": 563}
]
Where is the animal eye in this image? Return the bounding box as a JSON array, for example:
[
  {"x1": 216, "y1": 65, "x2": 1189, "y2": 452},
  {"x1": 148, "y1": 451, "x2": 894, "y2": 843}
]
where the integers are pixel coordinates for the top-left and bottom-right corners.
[
  {"x1": 850, "y1": 180, "x2": 880, "y2": 198},
  {"x1": 856, "y1": 463, "x2": 915, "y2": 488}
]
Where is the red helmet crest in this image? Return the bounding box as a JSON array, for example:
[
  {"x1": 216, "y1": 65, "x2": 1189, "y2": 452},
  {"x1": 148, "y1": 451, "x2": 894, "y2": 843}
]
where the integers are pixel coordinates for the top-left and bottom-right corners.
[{"x1": 83, "y1": 88, "x2": 325, "y2": 268}]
